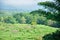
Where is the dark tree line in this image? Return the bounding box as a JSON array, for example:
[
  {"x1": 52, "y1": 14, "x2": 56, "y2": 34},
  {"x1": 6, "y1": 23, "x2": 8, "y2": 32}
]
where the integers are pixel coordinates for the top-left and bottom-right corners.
[{"x1": 0, "y1": 0, "x2": 60, "y2": 27}]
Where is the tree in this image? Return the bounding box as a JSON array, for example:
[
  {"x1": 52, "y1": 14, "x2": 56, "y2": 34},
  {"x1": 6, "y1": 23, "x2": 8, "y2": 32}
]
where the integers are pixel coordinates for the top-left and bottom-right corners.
[
  {"x1": 30, "y1": 9, "x2": 46, "y2": 16},
  {"x1": 0, "y1": 17, "x2": 4, "y2": 23},
  {"x1": 4, "y1": 16, "x2": 17, "y2": 24},
  {"x1": 21, "y1": 16, "x2": 26, "y2": 24},
  {"x1": 38, "y1": 0, "x2": 60, "y2": 22},
  {"x1": 31, "y1": 14, "x2": 38, "y2": 25},
  {"x1": 25, "y1": 14, "x2": 33, "y2": 24}
]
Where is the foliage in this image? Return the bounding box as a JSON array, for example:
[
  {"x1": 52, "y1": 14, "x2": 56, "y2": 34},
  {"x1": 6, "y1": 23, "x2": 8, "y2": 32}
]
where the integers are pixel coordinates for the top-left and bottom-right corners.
[
  {"x1": 38, "y1": 0, "x2": 60, "y2": 21},
  {"x1": 0, "y1": 11, "x2": 60, "y2": 27},
  {"x1": 0, "y1": 0, "x2": 60, "y2": 40},
  {"x1": 20, "y1": 16, "x2": 26, "y2": 24},
  {"x1": 4, "y1": 16, "x2": 17, "y2": 24},
  {"x1": 43, "y1": 29, "x2": 60, "y2": 40},
  {"x1": 0, "y1": 24, "x2": 58, "y2": 40}
]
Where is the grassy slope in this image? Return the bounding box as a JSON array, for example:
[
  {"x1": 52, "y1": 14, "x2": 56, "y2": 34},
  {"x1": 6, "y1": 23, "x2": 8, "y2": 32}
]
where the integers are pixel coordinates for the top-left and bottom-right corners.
[{"x1": 0, "y1": 24, "x2": 58, "y2": 40}]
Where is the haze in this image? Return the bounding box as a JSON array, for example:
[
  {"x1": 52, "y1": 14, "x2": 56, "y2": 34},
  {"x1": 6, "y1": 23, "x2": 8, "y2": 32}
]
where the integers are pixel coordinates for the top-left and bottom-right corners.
[{"x1": 0, "y1": 0, "x2": 52, "y2": 12}]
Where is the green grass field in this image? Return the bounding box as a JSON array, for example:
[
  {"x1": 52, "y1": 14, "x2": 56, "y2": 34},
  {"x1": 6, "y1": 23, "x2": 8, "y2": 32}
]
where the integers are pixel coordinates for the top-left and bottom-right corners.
[{"x1": 0, "y1": 24, "x2": 58, "y2": 40}]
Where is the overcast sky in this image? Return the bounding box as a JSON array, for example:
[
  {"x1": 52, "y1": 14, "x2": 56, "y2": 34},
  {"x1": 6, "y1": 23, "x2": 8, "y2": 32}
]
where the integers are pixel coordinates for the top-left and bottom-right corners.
[
  {"x1": 0, "y1": 0, "x2": 52, "y2": 11},
  {"x1": 1, "y1": 0, "x2": 51, "y2": 6}
]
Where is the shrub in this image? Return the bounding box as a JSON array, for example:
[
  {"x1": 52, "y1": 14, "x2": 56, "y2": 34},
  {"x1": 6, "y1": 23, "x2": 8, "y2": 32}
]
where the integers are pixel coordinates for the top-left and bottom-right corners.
[{"x1": 43, "y1": 29, "x2": 60, "y2": 40}]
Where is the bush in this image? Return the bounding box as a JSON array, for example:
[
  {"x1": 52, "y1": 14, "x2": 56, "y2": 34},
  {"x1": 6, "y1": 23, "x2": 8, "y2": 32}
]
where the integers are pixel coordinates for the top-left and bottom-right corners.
[
  {"x1": 45, "y1": 20, "x2": 60, "y2": 27},
  {"x1": 43, "y1": 29, "x2": 60, "y2": 40},
  {"x1": 52, "y1": 29, "x2": 60, "y2": 40},
  {"x1": 31, "y1": 21, "x2": 37, "y2": 25}
]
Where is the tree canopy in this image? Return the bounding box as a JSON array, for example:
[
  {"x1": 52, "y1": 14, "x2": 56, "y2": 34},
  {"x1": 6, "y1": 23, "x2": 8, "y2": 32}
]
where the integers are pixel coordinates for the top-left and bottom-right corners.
[{"x1": 38, "y1": 0, "x2": 60, "y2": 21}]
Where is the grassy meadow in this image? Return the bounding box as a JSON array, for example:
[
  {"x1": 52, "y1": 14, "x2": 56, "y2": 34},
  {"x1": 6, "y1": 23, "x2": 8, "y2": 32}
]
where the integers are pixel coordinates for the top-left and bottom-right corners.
[{"x1": 0, "y1": 23, "x2": 58, "y2": 40}]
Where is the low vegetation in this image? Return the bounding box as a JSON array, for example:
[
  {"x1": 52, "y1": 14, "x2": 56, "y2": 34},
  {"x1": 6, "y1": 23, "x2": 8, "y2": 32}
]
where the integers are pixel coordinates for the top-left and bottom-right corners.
[{"x1": 0, "y1": 24, "x2": 58, "y2": 40}]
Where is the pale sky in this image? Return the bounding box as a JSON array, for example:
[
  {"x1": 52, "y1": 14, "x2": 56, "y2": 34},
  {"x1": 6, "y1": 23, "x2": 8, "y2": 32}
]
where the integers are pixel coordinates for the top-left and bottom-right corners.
[
  {"x1": 1, "y1": 0, "x2": 51, "y2": 6},
  {"x1": 0, "y1": 0, "x2": 52, "y2": 11}
]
